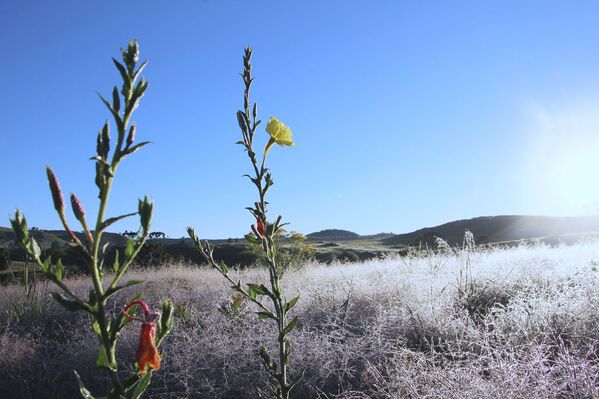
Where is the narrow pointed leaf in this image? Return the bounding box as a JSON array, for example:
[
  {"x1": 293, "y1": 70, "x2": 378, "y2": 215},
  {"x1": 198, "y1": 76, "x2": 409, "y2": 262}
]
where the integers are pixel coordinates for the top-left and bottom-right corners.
[
  {"x1": 74, "y1": 371, "x2": 97, "y2": 399},
  {"x1": 100, "y1": 212, "x2": 137, "y2": 230}
]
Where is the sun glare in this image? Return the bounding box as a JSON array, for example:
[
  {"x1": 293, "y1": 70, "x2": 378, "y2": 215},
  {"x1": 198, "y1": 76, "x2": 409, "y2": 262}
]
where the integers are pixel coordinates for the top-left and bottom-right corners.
[{"x1": 524, "y1": 102, "x2": 599, "y2": 215}]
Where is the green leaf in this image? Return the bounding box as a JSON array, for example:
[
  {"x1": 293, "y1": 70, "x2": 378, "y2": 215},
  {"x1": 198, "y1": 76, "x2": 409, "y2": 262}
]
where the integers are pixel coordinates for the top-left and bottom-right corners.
[
  {"x1": 74, "y1": 370, "x2": 97, "y2": 399},
  {"x1": 91, "y1": 319, "x2": 102, "y2": 337},
  {"x1": 257, "y1": 311, "x2": 277, "y2": 320},
  {"x1": 100, "y1": 212, "x2": 137, "y2": 230},
  {"x1": 247, "y1": 283, "x2": 266, "y2": 297},
  {"x1": 219, "y1": 260, "x2": 228, "y2": 276},
  {"x1": 129, "y1": 370, "x2": 153, "y2": 399},
  {"x1": 124, "y1": 140, "x2": 151, "y2": 155},
  {"x1": 156, "y1": 298, "x2": 173, "y2": 346},
  {"x1": 285, "y1": 296, "x2": 300, "y2": 313},
  {"x1": 105, "y1": 279, "x2": 144, "y2": 298},
  {"x1": 244, "y1": 233, "x2": 260, "y2": 245},
  {"x1": 125, "y1": 238, "x2": 136, "y2": 259},
  {"x1": 132, "y1": 60, "x2": 148, "y2": 83},
  {"x1": 281, "y1": 316, "x2": 298, "y2": 336},
  {"x1": 112, "y1": 250, "x2": 120, "y2": 273},
  {"x1": 97, "y1": 93, "x2": 121, "y2": 125},
  {"x1": 41, "y1": 257, "x2": 51, "y2": 273},
  {"x1": 50, "y1": 292, "x2": 87, "y2": 312},
  {"x1": 112, "y1": 86, "x2": 120, "y2": 112},
  {"x1": 54, "y1": 258, "x2": 64, "y2": 282},
  {"x1": 30, "y1": 237, "x2": 41, "y2": 259},
  {"x1": 112, "y1": 58, "x2": 129, "y2": 85},
  {"x1": 95, "y1": 346, "x2": 115, "y2": 370}
]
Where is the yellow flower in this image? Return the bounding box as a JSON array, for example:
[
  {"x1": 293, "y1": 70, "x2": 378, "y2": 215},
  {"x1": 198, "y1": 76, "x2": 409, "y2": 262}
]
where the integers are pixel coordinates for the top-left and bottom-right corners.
[{"x1": 264, "y1": 117, "x2": 294, "y2": 155}]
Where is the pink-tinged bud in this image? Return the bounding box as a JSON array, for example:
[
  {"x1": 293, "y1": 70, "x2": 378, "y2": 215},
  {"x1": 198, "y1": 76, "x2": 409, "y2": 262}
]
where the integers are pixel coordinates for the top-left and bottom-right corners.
[
  {"x1": 46, "y1": 167, "x2": 65, "y2": 212},
  {"x1": 126, "y1": 123, "x2": 136, "y2": 147},
  {"x1": 70, "y1": 193, "x2": 86, "y2": 222}
]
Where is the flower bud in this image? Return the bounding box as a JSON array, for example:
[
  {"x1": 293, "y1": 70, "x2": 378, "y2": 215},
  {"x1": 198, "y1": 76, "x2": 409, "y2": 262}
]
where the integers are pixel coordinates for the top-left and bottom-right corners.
[
  {"x1": 46, "y1": 167, "x2": 65, "y2": 212},
  {"x1": 70, "y1": 193, "x2": 86, "y2": 222},
  {"x1": 138, "y1": 196, "x2": 153, "y2": 233},
  {"x1": 126, "y1": 123, "x2": 136, "y2": 148}
]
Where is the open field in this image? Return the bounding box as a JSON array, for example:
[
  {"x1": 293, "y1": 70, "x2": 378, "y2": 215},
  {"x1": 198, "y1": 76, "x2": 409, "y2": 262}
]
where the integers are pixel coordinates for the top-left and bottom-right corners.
[{"x1": 1, "y1": 240, "x2": 598, "y2": 398}]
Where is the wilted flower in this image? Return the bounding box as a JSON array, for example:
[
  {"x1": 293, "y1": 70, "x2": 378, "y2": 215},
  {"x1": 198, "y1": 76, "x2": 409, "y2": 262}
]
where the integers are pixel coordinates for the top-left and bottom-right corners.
[
  {"x1": 123, "y1": 300, "x2": 161, "y2": 375},
  {"x1": 255, "y1": 215, "x2": 266, "y2": 238}
]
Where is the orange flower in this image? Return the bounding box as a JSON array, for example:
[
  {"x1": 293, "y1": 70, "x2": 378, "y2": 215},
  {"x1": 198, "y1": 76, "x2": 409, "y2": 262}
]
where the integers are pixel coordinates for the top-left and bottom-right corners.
[
  {"x1": 123, "y1": 300, "x2": 161, "y2": 375},
  {"x1": 255, "y1": 215, "x2": 265, "y2": 238}
]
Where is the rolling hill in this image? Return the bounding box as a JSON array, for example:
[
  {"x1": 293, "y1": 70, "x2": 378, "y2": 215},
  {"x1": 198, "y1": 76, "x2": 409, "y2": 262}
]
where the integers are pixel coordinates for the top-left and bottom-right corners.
[{"x1": 381, "y1": 215, "x2": 599, "y2": 247}]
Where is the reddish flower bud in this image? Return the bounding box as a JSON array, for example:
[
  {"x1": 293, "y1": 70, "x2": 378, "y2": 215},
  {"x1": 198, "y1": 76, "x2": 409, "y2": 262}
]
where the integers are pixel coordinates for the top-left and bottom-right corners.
[
  {"x1": 123, "y1": 300, "x2": 161, "y2": 375},
  {"x1": 70, "y1": 193, "x2": 86, "y2": 222},
  {"x1": 46, "y1": 167, "x2": 65, "y2": 212}
]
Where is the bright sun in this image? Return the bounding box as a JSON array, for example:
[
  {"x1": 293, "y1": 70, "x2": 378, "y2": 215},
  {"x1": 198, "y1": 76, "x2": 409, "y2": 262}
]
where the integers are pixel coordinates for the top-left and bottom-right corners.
[{"x1": 524, "y1": 102, "x2": 599, "y2": 215}]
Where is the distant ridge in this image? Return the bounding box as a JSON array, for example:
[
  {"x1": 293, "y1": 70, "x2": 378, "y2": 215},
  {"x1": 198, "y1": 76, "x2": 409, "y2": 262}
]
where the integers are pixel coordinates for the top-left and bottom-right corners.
[
  {"x1": 307, "y1": 229, "x2": 360, "y2": 241},
  {"x1": 382, "y1": 215, "x2": 599, "y2": 247}
]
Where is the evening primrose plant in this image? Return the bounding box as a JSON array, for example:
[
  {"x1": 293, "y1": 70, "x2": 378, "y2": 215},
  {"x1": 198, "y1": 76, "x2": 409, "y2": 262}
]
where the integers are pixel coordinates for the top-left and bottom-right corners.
[
  {"x1": 187, "y1": 47, "x2": 302, "y2": 399},
  {"x1": 10, "y1": 41, "x2": 173, "y2": 399}
]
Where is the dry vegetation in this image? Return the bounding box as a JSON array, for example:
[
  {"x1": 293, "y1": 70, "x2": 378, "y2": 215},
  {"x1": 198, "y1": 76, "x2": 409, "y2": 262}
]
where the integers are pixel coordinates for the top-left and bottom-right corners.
[{"x1": 1, "y1": 239, "x2": 598, "y2": 399}]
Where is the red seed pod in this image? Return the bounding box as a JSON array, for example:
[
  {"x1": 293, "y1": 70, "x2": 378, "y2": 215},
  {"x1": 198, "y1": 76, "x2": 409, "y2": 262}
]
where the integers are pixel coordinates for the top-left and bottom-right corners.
[{"x1": 46, "y1": 167, "x2": 65, "y2": 212}]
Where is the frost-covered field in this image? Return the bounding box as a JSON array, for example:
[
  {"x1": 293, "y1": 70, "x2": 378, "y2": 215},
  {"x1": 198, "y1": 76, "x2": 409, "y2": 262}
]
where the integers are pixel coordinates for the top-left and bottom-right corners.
[{"x1": 1, "y1": 241, "x2": 598, "y2": 398}]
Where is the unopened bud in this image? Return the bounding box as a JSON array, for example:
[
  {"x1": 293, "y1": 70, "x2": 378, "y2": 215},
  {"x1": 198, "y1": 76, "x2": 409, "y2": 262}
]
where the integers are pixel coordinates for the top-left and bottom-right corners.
[
  {"x1": 46, "y1": 167, "x2": 65, "y2": 211},
  {"x1": 70, "y1": 193, "x2": 86, "y2": 222},
  {"x1": 126, "y1": 123, "x2": 136, "y2": 147}
]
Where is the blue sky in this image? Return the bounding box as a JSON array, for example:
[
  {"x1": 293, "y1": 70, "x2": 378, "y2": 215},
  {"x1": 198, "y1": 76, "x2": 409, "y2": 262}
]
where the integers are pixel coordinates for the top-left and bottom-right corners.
[{"x1": 2, "y1": 1, "x2": 599, "y2": 238}]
